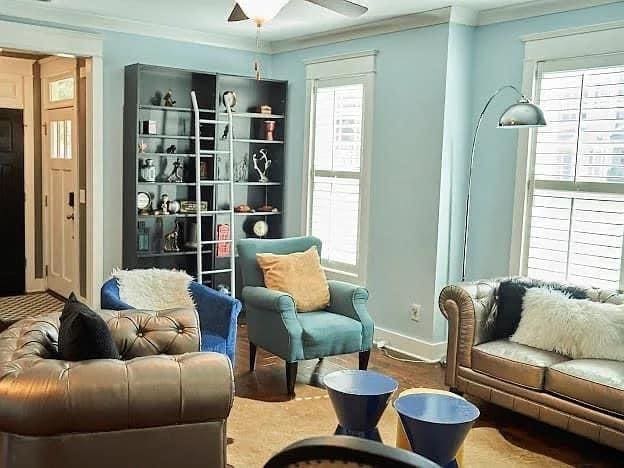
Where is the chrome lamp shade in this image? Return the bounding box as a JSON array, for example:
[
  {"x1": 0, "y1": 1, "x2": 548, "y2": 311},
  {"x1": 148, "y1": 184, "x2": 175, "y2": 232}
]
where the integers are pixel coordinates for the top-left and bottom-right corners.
[{"x1": 498, "y1": 98, "x2": 547, "y2": 128}]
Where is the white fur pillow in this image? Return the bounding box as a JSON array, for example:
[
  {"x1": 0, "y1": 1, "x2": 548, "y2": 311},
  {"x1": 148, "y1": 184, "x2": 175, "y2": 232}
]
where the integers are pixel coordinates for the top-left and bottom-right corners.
[
  {"x1": 112, "y1": 268, "x2": 195, "y2": 311},
  {"x1": 511, "y1": 287, "x2": 624, "y2": 361}
]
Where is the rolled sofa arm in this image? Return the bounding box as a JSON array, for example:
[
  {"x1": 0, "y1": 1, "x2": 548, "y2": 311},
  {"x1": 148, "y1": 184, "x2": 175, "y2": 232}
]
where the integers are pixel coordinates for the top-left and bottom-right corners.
[
  {"x1": 0, "y1": 352, "x2": 233, "y2": 436},
  {"x1": 438, "y1": 280, "x2": 498, "y2": 387},
  {"x1": 0, "y1": 311, "x2": 233, "y2": 437}
]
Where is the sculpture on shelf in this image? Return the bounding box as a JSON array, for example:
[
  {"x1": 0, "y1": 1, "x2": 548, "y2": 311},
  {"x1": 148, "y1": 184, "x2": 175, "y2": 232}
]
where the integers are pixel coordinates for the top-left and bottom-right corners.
[
  {"x1": 252, "y1": 149, "x2": 271, "y2": 183},
  {"x1": 263, "y1": 120, "x2": 276, "y2": 141},
  {"x1": 163, "y1": 89, "x2": 176, "y2": 107},
  {"x1": 138, "y1": 140, "x2": 148, "y2": 153},
  {"x1": 167, "y1": 158, "x2": 184, "y2": 183},
  {"x1": 166, "y1": 144, "x2": 177, "y2": 154},
  {"x1": 234, "y1": 156, "x2": 249, "y2": 182},
  {"x1": 157, "y1": 194, "x2": 170, "y2": 215},
  {"x1": 163, "y1": 222, "x2": 181, "y2": 252}
]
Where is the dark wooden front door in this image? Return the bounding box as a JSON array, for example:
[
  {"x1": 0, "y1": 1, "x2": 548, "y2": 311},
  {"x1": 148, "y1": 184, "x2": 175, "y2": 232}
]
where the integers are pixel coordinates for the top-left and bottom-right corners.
[{"x1": 0, "y1": 109, "x2": 25, "y2": 296}]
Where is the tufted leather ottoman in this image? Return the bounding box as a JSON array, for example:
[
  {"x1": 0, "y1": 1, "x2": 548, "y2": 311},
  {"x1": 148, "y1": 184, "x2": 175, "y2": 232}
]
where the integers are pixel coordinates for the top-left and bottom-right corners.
[{"x1": 0, "y1": 308, "x2": 234, "y2": 468}]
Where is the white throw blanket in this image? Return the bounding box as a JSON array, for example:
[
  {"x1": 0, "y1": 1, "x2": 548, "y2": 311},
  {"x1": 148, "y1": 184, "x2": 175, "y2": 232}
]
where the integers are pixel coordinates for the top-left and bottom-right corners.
[
  {"x1": 112, "y1": 268, "x2": 195, "y2": 311},
  {"x1": 511, "y1": 287, "x2": 624, "y2": 361}
]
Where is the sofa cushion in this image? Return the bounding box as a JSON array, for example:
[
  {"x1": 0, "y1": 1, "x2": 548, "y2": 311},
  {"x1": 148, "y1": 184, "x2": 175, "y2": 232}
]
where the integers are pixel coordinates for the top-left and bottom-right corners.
[
  {"x1": 297, "y1": 311, "x2": 362, "y2": 359},
  {"x1": 472, "y1": 339, "x2": 569, "y2": 390},
  {"x1": 546, "y1": 359, "x2": 624, "y2": 416}
]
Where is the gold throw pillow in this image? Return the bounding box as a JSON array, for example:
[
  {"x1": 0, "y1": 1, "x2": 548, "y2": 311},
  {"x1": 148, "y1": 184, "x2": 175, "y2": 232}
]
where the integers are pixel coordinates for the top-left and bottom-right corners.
[{"x1": 256, "y1": 246, "x2": 330, "y2": 312}]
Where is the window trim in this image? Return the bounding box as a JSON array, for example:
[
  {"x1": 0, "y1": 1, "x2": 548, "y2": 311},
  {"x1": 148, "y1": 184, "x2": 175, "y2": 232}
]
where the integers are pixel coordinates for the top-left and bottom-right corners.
[
  {"x1": 511, "y1": 24, "x2": 624, "y2": 285},
  {"x1": 302, "y1": 51, "x2": 376, "y2": 284}
]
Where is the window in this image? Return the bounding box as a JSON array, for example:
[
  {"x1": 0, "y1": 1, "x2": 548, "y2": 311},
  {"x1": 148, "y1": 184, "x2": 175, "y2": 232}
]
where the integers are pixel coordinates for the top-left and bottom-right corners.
[
  {"x1": 523, "y1": 63, "x2": 624, "y2": 289},
  {"x1": 49, "y1": 77, "x2": 74, "y2": 102},
  {"x1": 303, "y1": 52, "x2": 375, "y2": 282},
  {"x1": 50, "y1": 119, "x2": 72, "y2": 159}
]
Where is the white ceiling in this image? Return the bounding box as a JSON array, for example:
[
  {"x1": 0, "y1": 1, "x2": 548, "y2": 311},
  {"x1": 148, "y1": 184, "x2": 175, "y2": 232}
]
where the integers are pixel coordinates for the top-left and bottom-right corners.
[{"x1": 19, "y1": 0, "x2": 561, "y2": 41}]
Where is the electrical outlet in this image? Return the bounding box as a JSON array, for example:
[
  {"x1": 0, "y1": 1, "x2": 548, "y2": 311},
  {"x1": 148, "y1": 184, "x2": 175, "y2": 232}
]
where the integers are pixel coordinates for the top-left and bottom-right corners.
[{"x1": 410, "y1": 303, "x2": 422, "y2": 322}]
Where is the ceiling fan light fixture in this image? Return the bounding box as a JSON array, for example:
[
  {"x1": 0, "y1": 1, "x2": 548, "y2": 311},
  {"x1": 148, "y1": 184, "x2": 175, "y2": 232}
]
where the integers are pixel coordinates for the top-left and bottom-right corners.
[{"x1": 237, "y1": 0, "x2": 290, "y2": 26}]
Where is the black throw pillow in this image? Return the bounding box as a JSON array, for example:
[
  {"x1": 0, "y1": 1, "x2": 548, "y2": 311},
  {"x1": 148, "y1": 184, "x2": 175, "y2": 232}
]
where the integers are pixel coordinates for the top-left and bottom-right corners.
[
  {"x1": 58, "y1": 292, "x2": 119, "y2": 361},
  {"x1": 488, "y1": 278, "x2": 588, "y2": 340}
]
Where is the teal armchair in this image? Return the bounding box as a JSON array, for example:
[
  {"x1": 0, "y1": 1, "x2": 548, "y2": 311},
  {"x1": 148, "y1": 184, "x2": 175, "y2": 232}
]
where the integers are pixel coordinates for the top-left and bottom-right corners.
[{"x1": 237, "y1": 236, "x2": 374, "y2": 395}]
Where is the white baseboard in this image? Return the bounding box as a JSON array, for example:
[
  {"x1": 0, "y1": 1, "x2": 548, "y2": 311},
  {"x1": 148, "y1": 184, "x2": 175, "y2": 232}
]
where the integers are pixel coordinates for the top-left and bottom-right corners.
[{"x1": 374, "y1": 327, "x2": 447, "y2": 362}]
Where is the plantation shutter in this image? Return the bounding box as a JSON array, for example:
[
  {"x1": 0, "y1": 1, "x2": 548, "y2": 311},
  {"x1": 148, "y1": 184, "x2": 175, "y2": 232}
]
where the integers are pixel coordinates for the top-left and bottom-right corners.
[
  {"x1": 310, "y1": 83, "x2": 364, "y2": 271},
  {"x1": 526, "y1": 61, "x2": 624, "y2": 289}
]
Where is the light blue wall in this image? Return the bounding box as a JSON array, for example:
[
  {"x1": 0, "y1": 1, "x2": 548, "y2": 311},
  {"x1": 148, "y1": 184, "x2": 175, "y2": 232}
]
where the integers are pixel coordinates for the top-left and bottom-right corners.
[
  {"x1": 272, "y1": 24, "x2": 452, "y2": 343},
  {"x1": 434, "y1": 23, "x2": 475, "y2": 341},
  {"x1": 467, "y1": 2, "x2": 624, "y2": 280}
]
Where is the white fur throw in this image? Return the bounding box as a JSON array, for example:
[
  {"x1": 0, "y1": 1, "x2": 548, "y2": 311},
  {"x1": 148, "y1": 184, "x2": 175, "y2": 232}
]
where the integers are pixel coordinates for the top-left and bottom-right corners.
[
  {"x1": 511, "y1": 287, "x2": 624, "y2": 361},
  {"x1": 112, "y1": 268, "x2": 195, "y2": 311}
]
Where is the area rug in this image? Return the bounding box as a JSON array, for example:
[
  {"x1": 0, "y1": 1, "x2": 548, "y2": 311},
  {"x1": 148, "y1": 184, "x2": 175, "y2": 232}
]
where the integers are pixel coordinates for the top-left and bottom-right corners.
[{"x1": 227, "y1": 383, "x2": 571, "y2": 468}]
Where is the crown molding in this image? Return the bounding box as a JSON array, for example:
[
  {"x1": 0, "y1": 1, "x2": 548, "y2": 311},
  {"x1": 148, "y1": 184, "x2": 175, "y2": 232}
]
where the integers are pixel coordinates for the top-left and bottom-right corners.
[
  {"x1": 1, "y1": 0, "x2": 622, "y2": 56},
  {"x1": 477, "y1": 0, "x2": 623, "y2": 26},
  {"x1": 0, "y1": 0, "x2": 265, "y2": 53},
  {"x1": 521, "y1": 18, "x2": 624, "y2": 42},
  {"x1": 268, "y1": 7, "x2": 453, "y2": 54}
]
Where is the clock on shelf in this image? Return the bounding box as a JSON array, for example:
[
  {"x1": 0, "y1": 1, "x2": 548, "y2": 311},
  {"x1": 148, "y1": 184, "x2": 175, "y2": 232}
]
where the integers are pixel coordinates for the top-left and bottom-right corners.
[{"x1": 253, "y1": 220, "x2": 269, "y2": 238}]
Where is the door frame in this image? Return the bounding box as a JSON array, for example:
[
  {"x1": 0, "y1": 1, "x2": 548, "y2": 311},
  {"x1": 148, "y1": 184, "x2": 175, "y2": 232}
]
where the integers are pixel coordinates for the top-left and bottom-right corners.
[{"x1": 0, "y1": 20, "x2": 103, "y2": 307}]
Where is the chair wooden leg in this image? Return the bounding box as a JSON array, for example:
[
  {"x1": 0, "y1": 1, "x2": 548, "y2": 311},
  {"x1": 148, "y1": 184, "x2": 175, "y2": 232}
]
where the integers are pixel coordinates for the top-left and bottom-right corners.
[
  {"x1": 286, "y1": 361, "x2": 298, "y2": 395},
  {"x1": 359, "y1": 350, "x2": 370, "y2": 370},
  {"x1": 249, "y1": 342, "x2": 257, "y2": 372}
]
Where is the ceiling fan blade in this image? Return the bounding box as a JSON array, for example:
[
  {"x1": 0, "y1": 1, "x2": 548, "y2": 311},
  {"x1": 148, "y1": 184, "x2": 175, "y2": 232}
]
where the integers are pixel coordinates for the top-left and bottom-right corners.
[
  {"x1": 227, "y1": 3, "x2": 249, "y2": 22},
  {"x1": 305, "y1": 0, "x2": 368, "y2": 17}
]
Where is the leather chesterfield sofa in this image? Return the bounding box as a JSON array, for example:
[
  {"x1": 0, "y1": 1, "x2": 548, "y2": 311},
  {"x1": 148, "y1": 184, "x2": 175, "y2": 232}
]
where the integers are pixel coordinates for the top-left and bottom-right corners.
[
  {"x1": 0, "y1": 307, "x2": 234, "y2": 468},
  {"x1": 439, "y1": 280, "x2": 624, "y2": 452}
]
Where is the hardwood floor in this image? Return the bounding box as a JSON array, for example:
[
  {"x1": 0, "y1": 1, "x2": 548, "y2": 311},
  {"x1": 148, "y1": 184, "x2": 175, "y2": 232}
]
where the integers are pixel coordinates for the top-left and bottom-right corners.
[{"x1": 234, "y1": 324, "x2": 621, "y2": 466}]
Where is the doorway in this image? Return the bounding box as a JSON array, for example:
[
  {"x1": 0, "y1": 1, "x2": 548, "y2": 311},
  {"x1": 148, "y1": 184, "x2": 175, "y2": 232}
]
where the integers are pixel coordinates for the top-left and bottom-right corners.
[
  {"x1": 0, "y1": 109, "x2": 25, "y2": 295},
  {"x1": 0, "y1": 20, "x2": 103, "y2": 308}
]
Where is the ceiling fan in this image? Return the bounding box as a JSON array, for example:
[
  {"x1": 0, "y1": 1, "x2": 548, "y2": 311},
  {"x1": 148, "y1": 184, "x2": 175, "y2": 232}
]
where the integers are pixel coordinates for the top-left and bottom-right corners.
[{"x1": 228, "y1": 0, "x2": 368, "y2": 27}]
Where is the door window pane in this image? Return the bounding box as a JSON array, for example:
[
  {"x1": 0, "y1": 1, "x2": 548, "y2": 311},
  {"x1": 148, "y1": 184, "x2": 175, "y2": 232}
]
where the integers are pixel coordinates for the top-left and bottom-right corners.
[
  {"x1": 49, "y1": 77, "x2": 74, "y2": 102},
  {"x1": 50, "y1": 120, "x2": 72, "y2": 160}
]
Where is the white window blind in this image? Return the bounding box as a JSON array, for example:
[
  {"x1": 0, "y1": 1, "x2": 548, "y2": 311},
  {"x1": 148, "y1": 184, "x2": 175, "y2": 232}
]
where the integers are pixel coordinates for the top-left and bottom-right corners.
[
  {"x1": 526, "y1": 64, "x2": 624, "y2": 289},
  {"x1": 310, "y1": 83, "x2": 364, "y2": 271}
]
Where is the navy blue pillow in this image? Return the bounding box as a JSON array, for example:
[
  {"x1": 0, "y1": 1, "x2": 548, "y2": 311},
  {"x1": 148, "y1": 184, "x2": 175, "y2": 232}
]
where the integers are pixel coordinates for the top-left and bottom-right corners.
[
  {"x1": 489, "y1": 278, "x2": 587, "y2": 340},
  {"x1": 58, "y1": 293, "x2": 119, "y2": 361}
]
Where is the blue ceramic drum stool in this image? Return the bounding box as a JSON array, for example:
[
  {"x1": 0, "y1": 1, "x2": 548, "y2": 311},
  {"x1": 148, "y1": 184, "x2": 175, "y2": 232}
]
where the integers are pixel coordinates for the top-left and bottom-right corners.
[
  {"x1": 324, "y1": 370, "x2": 398, "y2": 442},
  {"x1": 394, "y1": 394, "x2": 479, "y2": 468}
]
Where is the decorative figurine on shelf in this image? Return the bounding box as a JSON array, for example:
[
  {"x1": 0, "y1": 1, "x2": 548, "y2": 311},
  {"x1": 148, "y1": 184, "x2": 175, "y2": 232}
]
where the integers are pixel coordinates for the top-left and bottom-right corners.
[
  {"x1": 166, "y1": 144, "x2": 177, "y2": 154},
  {"x1": 222, "y1": 91, "x2": 237, "y2": 111},
  {"x1": 150, "y1": 91, "x2": 163, "y2": 106},
  {"x1": 167, "y1": 158, "x2": 184, "y2": 183},
  {"x1": 263, "y1": 120, "x2": 276, "y2": 141},
  {"x1": 260, "y1": 104, "x2": 272, "y2": 115},
  {"x1": 216, "y1": 284, "x2": 230, "y2": 296},
  {"x1": 257, "y1": 204, "x2": 278, "y2": 213},
  {"x1": 252, "y1": 149, "x2": 271, "y2": 183},
  {"x1": 140, "y1": 159, "x2": 156, "y2": 182},
  {"x1": 163, "y1": 89, "x2": 176, "y2": 107},
  {"x1": 163, "y1": 222, "x2": 181, "y2": 252},
  {"x1": 168, "y1": 200, "x2": 181, "y2": 214},
  {"x1": 234, "y1": 156, "x2": 249, "y2": 182},
  {"x1": 156, "y1": 194, "x2": 170, "y2": 215},
  {"x1": 138, "y1": 140, "x2": 148, "y2": 154},
  {"x1": 234, "y1": 204, "x2": 253, "y2": 213}
]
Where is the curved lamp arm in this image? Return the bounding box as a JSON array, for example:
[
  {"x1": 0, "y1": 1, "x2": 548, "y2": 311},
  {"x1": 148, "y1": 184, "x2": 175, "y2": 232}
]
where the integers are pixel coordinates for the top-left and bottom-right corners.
[{"x1": 462, "y1": 85, "x2": 526, "y2": 281}]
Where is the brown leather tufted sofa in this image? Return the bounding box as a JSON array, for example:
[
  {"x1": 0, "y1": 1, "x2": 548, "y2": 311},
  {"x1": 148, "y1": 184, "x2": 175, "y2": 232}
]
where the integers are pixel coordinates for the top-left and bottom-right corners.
[
  {"x1": 0, "y1": 307, "x2": 234, "y2": 468},
  {"x1": 440, "y1": 280, "x2": 624, "y2": 452}
]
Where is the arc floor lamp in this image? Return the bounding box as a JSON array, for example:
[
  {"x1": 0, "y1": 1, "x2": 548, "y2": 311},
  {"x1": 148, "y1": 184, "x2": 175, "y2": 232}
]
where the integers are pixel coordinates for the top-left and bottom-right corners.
[{"x1": 462, "y1": 85, "x2": 547, "y2": 281}]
